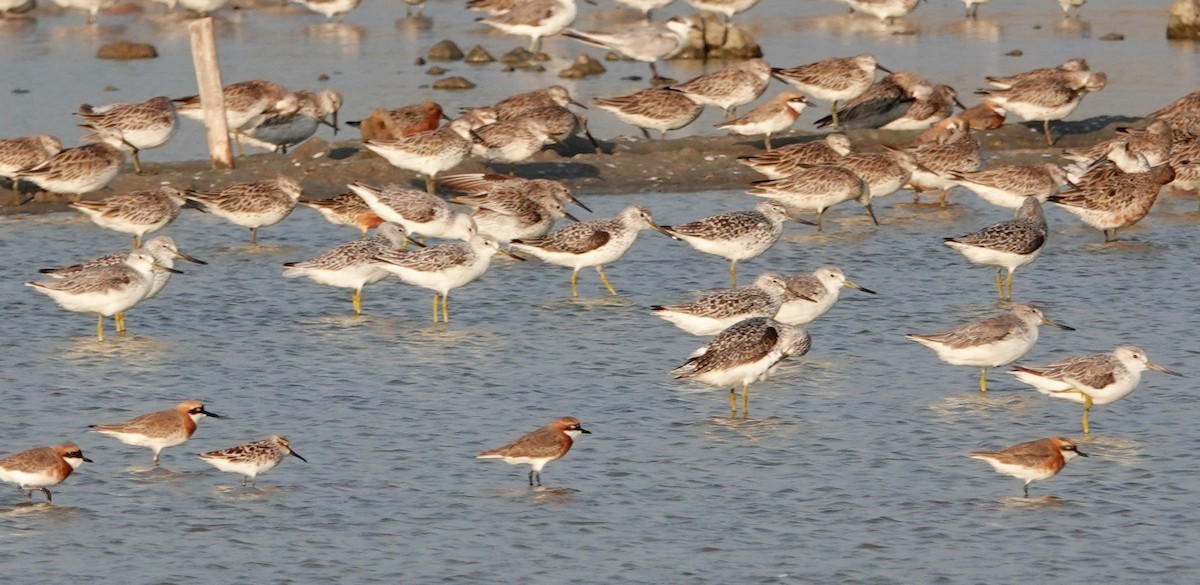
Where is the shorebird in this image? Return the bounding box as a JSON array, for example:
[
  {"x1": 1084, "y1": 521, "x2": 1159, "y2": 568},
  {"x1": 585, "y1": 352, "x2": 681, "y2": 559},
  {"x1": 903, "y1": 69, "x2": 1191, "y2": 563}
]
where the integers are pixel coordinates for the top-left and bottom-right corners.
[
  {"x1": 0, "y1": 135, "x2": 61, "y2": 192},
  {"x1": 175, "y1": 80, "x2": 300, "y2": 156},
  {"x1": 672, "y1": 316, "x2": 812, "y2": 418},
  {"x1": 715, "y1": 92, "x2": 811, "y2": 150},
  {"x1": 1148, "y1": 89, "x2": 1200, "y2": 123},
  {"x1": 518, "y1": 105, "x2": 599, "y2": 151},
  {"x1": 1063, "y1": 119, "x2": 1174, "y2": 169},
  {"x1": 349, "y1": 102, "x2": 443, "y2": 141},
  {"x1": 76, "y1": 96, "x2": 177, "y2": 175},
  {"x1": 241, "y1": 89, "x2": 343, "y2": 154},
  {"x1": 39, "y1": 236, "x2": 204, "y2": 333},
  {"x1": 564, "y1": 17, "x2": 695, "y2": 84},
  {"x1": 614, "y1": 0, "x2": 674, "y2": 18},
  {"x1": 90, "y1": 400, "x2": 220, "y2": 466},
  {"x1": 480, "y1": 0, "x2": 578, "y2": 54},
  {"x1": 510, "y1": 206, "x2": 673, "y2": 297},
  {"x1": 348, "y1": 182, "x2": 475, "y2": 241},
  {"x1": 672, "y1": 58, "x2": 772, "y2": 117},
  {"x1": 289, "y1": 0, "x2": 362, "y2": 21},
  {"x1": 1057, "y1": 0, "x2": 1085, "y2": 18},
  {"x1": 969, "y1": 437, "x2": 1086, "y2": 497},
  {"x1": 659, "y1": 201, "x2": 791, "y2": 286},
  {"x1": 907, "y1": 304, "x2": 1073, "y2": 395},
  {"x1": 373, "y1": 234, "x2": 519, "y2": 323},
  {"x1": 362, "y1": 117, "x2": 473, "y2": 194},
  {"x1": 839, "y1": 0, "x2": 921, "y2": 23},
  {"x1": 880, "y1": 84, "x2": 962, "y2": 131},
  {"x1": 986, "y1": 58, "x2": 1090, "y2": 90},
  {"x1": 1048, "y1": 163, "x2": 1175, "y2": 242},
  {"x1": 301, "y1": 192, "x2": 384, "y2": 236},
  {"x1": 438, "y1": 173, "x2": 590, "y2": 213},
  {"x1": 284, "y1": 223, "x2": 417, "y2": 315},
  {"x1": 961, "y1": 0, "x2": 989, "y2": 18},
  {"x1": 0, "y1": 0, "x2": 35, "y2": 17},
  {"x1": 950, "y1": 163, "x2": 1069, "y2": 211},
  {"x1": 469, "y1": 118, "x2": 555, "y2": 171},
  {"x1": 685, "y1": 0, "x2": 759, "y2": 22},
  {"x1": 593, "y1": 88, "x2": 703, "y2": 140},
  {"x1": 1013, "y1": 346, "x2": 1181, "y2": 434},
  {"x1": 737, "y1": 134, "x2": 853, "y2": 179},
  {"x1": 477, "y1": 417, "x2": 589, "y2": 487},
  {"x1": 899, "y1": 119, "x2": 982, "y2": 205},
  {"x1": 450, "y1": 184, "x2": 579, "y2": 243},
  {"x1": 50, "y1": 0, "x2": 117, "y2": 24},
  {"x1": 493, "y1": 86, "x2": 586, "y2": 120},
  {"x1": 184, "y1": 177, "x2": 303, "y2": 244},
  {"x1": 944, "y1": 197, "x2": 1047, "y2": 300},
  {"x1": 977, "y1": 70, "x2": 1107, "y2": 146},
  {"x1": 772, "y1": 54, "x2": 887, "y2": 128},
  {"x1": 14, "y1": 142, "x2": 123, "y2": 200},
  {"x1": 814, "y1": 72, "x2": 933, "y2": 130},
  {"x1": 835, "y1": 148, "x2": 922, "y2": 223},
  {"x1": 199, "y1": 436, "x2": 308, "y2": 487},
  {"x1": 26, "y1": 250, "x2": 181, "y2": 341},
  {"x1": 69, "y1": 186, "x2": 188, "y2": 247},
  {"x1": 0, "y1": 444, "x2": 91, "y2": 503},
  {"x1": 776, "y1": 266, "x2": 875, "y2": 326},
  {"x1": 747, "y1": 165, "x2": 871, "y2": 229},
  {"x1": 652, "y1": 272, "x2": 791, "y2": 335}
]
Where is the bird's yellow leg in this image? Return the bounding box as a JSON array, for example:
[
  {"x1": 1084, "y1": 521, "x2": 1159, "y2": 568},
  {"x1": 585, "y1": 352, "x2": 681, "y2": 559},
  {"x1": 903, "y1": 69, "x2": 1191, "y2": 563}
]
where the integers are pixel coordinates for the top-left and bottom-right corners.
[
  {"x1": 741, "y1": 383, "x2": 750, "y2": 419},
  {"x1": 431, "y1": 293, "x2": 440, "y2": 323},
  {"x1": 1082, "y1": 394, "x2": 1094, "y2": 435},
  {"x1": 115, "y1": 312, "x2": 126, "y2": 333},
  {"x1": 570, "y1": 270, "x2": 579, "y2": 298},
  {"x1": 1043, "y1": 119, "x2": 1053, "y2": 146},
  {"x1": 424, "y1": 175, "x2": 436, "y2": 195},
  {"x1": 994, "y1": 269, "x2": 1004, "y2": 298},
  {"x1": 730, "y1": 260, "x2": 737, "y2": 287},
  {"x1": 729, "y1": 388, "x2": 737, "y2": 418},
  {"x1": 132, "y1": 235, "x2": 141, "y2": 248},
  {"x1": 442, "y1": 293, "x2": 450, "y2": 323},
  {"x1": 830, "y1": 101, "x2": 839, "y2": 128},
  {"x1": 96, "y1": 314, "x2": 105, "y2": 342},
  {"x1": 352, "y1": 289, "x2": 362, "y2": 315},
  {"x1": 250, "y1": 228, "x2": 258, "y2": 245},
  {"x1": 979, "y1": 368, "x2": 988, "y2": 395},
  {"x1": 1005, "y1": 271, "x2": 1015, "y2": 300},
  {"x1": 598, "y1": 266, "x2": 617, "y2": 296}
]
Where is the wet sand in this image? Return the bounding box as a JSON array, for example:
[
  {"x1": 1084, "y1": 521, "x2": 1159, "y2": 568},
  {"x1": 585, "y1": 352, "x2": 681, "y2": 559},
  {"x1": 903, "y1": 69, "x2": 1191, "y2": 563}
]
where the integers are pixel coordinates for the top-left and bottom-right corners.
[{"x1": 4, "y1": 115, "x2": 1143, "y2": 214}]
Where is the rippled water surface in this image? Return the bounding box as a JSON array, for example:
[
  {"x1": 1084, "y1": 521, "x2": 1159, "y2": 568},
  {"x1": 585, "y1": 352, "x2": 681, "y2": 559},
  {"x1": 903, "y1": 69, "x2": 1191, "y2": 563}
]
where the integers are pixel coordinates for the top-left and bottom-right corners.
[
  {"x1": 0, "y1": 0, "x2": 1197, "y2": 163},
  {"x1": 1, "y1": 186, "x2": 1199, "y2": 582}
]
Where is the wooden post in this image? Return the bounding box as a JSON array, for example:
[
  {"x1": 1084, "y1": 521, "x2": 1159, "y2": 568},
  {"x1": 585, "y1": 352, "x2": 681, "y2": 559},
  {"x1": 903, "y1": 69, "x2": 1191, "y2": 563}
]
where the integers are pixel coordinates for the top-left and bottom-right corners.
[{"x1": 188, "y1": 18, "x2": 234, "y2": 170}]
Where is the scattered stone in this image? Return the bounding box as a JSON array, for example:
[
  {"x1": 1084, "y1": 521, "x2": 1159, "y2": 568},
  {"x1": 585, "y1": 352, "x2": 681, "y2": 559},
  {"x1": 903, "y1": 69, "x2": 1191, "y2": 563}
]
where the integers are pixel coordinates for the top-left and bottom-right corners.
[
  {"x1": 1099, "y1": 32, "x2": 1125, "y2": 40},
  {"x1": 532, "y1": 52, "x2": 551, "y2": 62},
  {"x1": 432, "y1": 76, "x2": 476, "y2": 90},
  {"x1": 515, "y1": 62, "x2": 546, "y2": 72},
  {"x1": 12, "y1": 88, "x2": 29, "y2": 94},
  {"x1": 1032, "y1": 24, "x2": 1042, "y2": 30},
  {"x1": 290, "y1": 137, "x2": 329, "y2": 160},
  {"x1": 426, "y1": 66, "x2": 446, "y2": 75},
  {"x1": 1005, "y1": 49, "x2": 1024, "y2": 56},
  {"x1": 1168, "y1": 0, "x2": 1200, "y2": 39},
  {"x1": 103, "y1": 85, "x2": 119, "y2": 92},
  {"x1": 464, "y1": 45, "x2": 495, "y2": 64},
  {"x1": 414, "y1": 57, "x2": 426, "y2": 66},
  {"x1": 317, "y1": 73, "x2": 330, "y2": 81},
  {"x1": 558, "y1": 54, "x2": 606, "y2": 79},
  {"x1": 621, "y1": 75, "x2": 643, "y2": 82},
  {"x1": 605, "y1": 51, "x2": 621, "y2": 61},
  {"x1": 96, "y1": 41, "x2": 158, "y2": 60},
  {"x1": 500, "y1": 47, "x2": 535, "y2": 64},
  {"x1": 501, "y1": 65, "x2": 515, "y2": 72},
  {"x1": 673, "y1": 13, "x2": 762, "y2": 60},
  {"x1": 427, "y1": 40, "x2": 464, "y2": 61}
]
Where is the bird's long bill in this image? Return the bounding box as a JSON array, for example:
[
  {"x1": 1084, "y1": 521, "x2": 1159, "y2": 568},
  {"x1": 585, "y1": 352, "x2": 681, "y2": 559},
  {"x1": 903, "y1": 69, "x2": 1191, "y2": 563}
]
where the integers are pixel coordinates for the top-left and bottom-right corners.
[
  {"x1": 876, "y1": 63, "x2": 894, "y2": 74},
  {"x1": 498, "y1": 248, "x2": 527, "y2": 261},
  {"x1": 82, "y1": 456, "x2": 95, "y2": 463},
  {"x1": 1041, "y1": 317, "x2": 1075, "y2": 331},
  {"x1": 579, "y1": 426, "x2": 592, "y2": 434},
  {"x1": 845, "y1": 279, "x2": 877, "y2": 295},
  {"x1": 569, "y1": 98, "x2": 588, "y2": 110},
  {"x1": 174, "y1": 250, "x2": 208, "y2": 265},
  {"x1": 290, "y1": 449, "x2": 309, "y2": 463},
  {"x1": 784, "y1": 214, "x2": 818, "y2": 226},
  {"x1": 952, "y1": 96, "x2": 968, "y2": 110},
  {"x1": 1147, "y1": 362, "x2": 1183, "y2": 377},
  {"x1": 319, "y1": 115, "x2": 338, "y2": 133},
  {"x1": 406, "y1": 235, "x2": 427, "y2": 248},
  {"x1": 562, "y1": 210, "x2": 580, "y2": 222},
  {"x1": 570, "y1": 196, "x2": 592, "y2": 213},
  {"x1": 154, "y1": 263, "x2": 185, "y2": 274},
  {"x1": 1075, "y1": 450, "x2": 1090, "y2": 457},
  {"x1": 199, "y1": 408, "x2": 222, "y2": 418},
  {"x1": 650, "y1": 222, "x2": 679, "y2": 240}
]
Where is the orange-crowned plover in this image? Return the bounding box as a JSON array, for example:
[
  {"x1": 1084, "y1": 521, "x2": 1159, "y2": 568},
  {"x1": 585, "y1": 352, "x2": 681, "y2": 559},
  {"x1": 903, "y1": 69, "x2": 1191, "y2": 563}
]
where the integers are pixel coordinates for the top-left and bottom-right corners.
[
  {"x1": 970, "y1": 437, "x2": 1086, "y2": 497},
  {"x1": 90, "y1": 400, "x2": 220, "y2": 466},
  {"x1": 0, "y1": 443, "x2": 91, "y2": 503},
  {"x1": 478, "y1": 417, "x2": 589, "y2": 487}
]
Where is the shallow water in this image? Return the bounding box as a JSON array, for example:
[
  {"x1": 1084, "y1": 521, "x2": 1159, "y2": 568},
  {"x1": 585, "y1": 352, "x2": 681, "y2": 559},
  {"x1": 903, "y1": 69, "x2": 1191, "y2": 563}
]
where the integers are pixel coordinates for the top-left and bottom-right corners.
[
  {"x1": 1, "y1": 185, "x2": 1199, "y2": 582},
  {"x1": 0, "y1": 0, "x2": 1197, "y2": 164}
]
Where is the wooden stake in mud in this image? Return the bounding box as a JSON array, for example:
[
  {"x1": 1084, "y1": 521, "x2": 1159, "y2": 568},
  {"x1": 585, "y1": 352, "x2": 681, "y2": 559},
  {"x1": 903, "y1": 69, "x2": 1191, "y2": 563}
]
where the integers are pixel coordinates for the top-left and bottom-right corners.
[{"x1": 188, "y1": 18, "x2": 234, "y2": 170}]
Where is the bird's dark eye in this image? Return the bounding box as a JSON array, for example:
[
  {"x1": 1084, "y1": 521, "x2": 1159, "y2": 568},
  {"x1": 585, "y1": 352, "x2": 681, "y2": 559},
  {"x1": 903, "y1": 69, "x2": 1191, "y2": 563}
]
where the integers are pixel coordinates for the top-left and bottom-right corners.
[
  {"x1": 67, "y1": 451, "x2": 82, "y2": 458},
  {"x1": 190, "y1": 408, "x2": 203, "y2": 414}
]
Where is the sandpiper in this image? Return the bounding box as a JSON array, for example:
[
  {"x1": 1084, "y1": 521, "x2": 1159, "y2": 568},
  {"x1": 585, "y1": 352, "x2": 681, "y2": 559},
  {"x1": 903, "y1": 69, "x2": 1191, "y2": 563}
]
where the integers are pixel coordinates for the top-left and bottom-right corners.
[
  {"x1": 284, "y1": 223, "x2": 416, "y2": 315},
  {"x1": 593, "y1": 88, "x2": 703, "y2": 140},
  {"x1": 480, "y1": 0, "x2": 578, "y2": 54},
  {"x1": 737, "y1": 134, "x2": 853, "y2": 179},
  {"x1": 0, "y1": 135, "x2": 62, "y2": 192},
  {"x1": 772, "y1": 54, "x2": 886, "y2": 128},
  {"x1": 350, "y1": 102, "x2": 443, "y2": 141},
  {"x1": 76, "y1": 96, "x2": 177, "y2": 175},
  {"x1": 183, "y1": 177, "x2": 303, "y2": 244},
  {"x1": 199, "y1": 436, "x2": 308, "y2": 486},
  {"x1": 814, "y1": 72, "x2": 932, "y2": 130},
  {"x1": 652, "y1": 272, "x2": 791, "y2": 335},
  {"x1": 14, "y1": 142, "x2": 123, "y2": 200},
  {"x1": 1048, "y1": 163, "x2": 1175, "y2": 242},
  {"x1": 348, "y1": 182, "x2": 475, "y2": 241},
  {"x1": 977, "y1": 70, "x2": 1107, "y2": 145},
  {"x1": 69, "y1": 186, "x2": 188, "y2": 247},
  {"x1": 564, "y1": 17, "x2": 695, "y2": 83},
  {"x1": 301, "y1": 192, "x2": 385, "y2": 236},
  {"x1": 776, "y1": 266, "x2": 875, "y2": 326},
  {"x1": 289, "y1": 0, "x2": 361, "y2": 21},
  {"x1": 362, "y1": 118, "x2": 473, "y2": 194},
  {"x1": 241, "y1": 89, "x2": 343, "y2": 154},
  {"x1": 944, "y1": 197, "x2": 1047, "y2": 300},
  {"x1": 672, "y1": 59, "x2": 772, "y2": 118},
  {"x1": 374, "y1": 234, "x2": 520, "y2": 323},
  {"x1": 950, "y1": 163, "x2": 1069, "y2": 211},
  {"x1": 659, "y1": 201, "x2": 791, "y2": 286},
  {"x1": 747, "y1": 165, "x2": 870, "y2": 230}
]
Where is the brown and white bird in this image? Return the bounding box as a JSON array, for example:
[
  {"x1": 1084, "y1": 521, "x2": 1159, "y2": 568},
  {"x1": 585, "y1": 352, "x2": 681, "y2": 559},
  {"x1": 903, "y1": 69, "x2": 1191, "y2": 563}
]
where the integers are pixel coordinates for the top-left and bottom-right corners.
[
  {"x1": 737, "y1": 134, "x2": 854, "y2": 179},
  {"x1": 672, "y1": 58, "x2": 772, "y2": 117},
  {"x1": 969, "y1": 437, "x2": 1086, "y2": 497},
  {"x1": 477, "y1": 417, "x2": 590, "y2": 486},
  {"x1": 814, "y1": 72, "x2": 933, "y2": 130},
  {"x1": 772, "y1": 54, "x2": 887, "y2": 128},
  {"x1": 0, "y1": 134, "x2": 62, "y2": 192},
  {"x1": 301, "y1": 192, "x2": 385, "y2": 236},
  {"x1": 14, "y1": 142, "x2": 123, "y2": 200},
  {"x1": 76, "y1": 96, "x2": 178, "y2": 175},
  {"x1": 0, "y1": 443, "x2": 92, "y2": 503},
  {"x1": 184, "y1": 178, "x2": 304, "y2": 244},
  {"x1": 592, "y1": 88, "x2": 703, "y2": 140},
  {"x1": 69, "y1": 186, "x2": 188, "y2": 247},
  {"x1": 349, "y1": 102, "x2": 444, "y2": 141},
  {"x1": 715, "y1": 92, "x2": 811, "y2": 150},
  {"x1": 977, "y1": 70, "x2": 1107, "y2": 146},
  {"x1": 944, "y1": 197, "x2": 1048, "y2": 300},
  {"x1": 199, "y1": 436, "x2": 308, "y2": 487},
  {"x1": 175, "y1": 80, "x2": 300, "y2": 156},
  {"x1": 90, "y1": 400, "x2": 220, "y2": 466},
  {"x1": 1048, "y1": 163, "x2": 1175, "y2": 242}
]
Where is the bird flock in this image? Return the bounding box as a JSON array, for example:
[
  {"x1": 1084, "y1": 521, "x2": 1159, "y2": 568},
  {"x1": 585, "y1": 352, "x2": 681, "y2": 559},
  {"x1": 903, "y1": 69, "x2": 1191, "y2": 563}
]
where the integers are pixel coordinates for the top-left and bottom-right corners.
[{"x1": 2, "y1": 0, "x2": 1198, "y2": 501}]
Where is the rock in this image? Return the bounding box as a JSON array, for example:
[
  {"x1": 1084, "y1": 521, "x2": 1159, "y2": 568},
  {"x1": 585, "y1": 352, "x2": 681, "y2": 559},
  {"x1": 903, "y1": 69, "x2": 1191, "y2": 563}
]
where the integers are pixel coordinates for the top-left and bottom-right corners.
[
  {"x1": 515, "y1": 62, "x2": 546, "y2": 72},
  {"x1": 1099, "y1": 32, "x2": 1125, "y2": 40},
  {"x1": 501, "y1": 65, "x2": 515, "y2": 72},
  {"x1": 1168, "y1": 0, "x2": 1200, "y2": 39},
  {"x1": 427, "y1": 40, "x2": 464, "y2": 61},
  {"x1": 432, "y1": 76, "x2": 476, "y2": 90},
  {"x1": 1005, "y1": 49, "x2": 1024, "y2": 56},
  {"x1": 103, "y1": 85, "x2": 119, "y2": 92},
  {"x1": 673, "y1": 12, "x2": 762, "y2": 60},
  {"x1": 501, "y1": 47, "x2": 535, "y2": 63},
  {"x1": 464, "y1": 45, "x2": 495, "y2": 64},
  {"x1": 96, "y1": 41, "x2": 158, "y2": 60},
  {"x1": 426, "y1": 66, "x2": 446, "y2": 75},
  {"x1": 558, "y1": 54, "x2": 606, "y2": 79},
  {"x1": 605, "y1": 51, "x2": 621, "y2": 61},
  {"x1": 290, "y1": 137, "x2": 329, "y2": 160},
  {"x1": 12, "y1": 89, "x2": 29, "y2": 94},
  {"x1": 414, "y1": 57, "x2": 426, "y2": 66},
  {"x1": 318, "y1": 74, "x2": 330, "y2": 81}
]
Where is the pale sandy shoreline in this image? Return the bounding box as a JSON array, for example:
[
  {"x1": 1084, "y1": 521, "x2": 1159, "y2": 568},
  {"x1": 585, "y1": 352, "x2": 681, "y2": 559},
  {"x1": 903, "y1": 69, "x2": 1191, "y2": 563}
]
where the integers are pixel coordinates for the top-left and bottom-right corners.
[{"x1": 4, "y1": 115, "x2": 1142, "y2": 215}]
